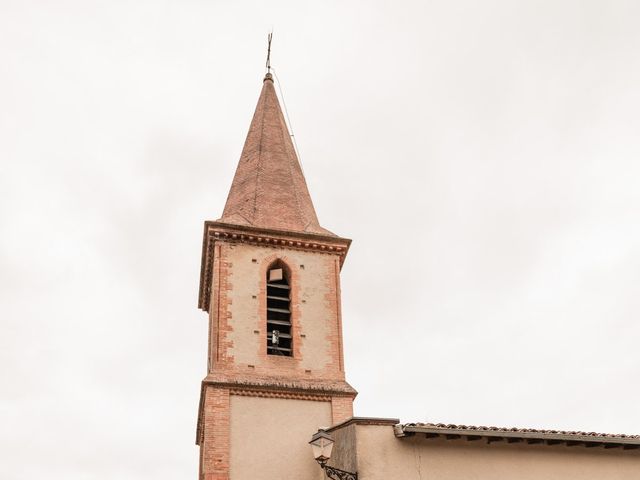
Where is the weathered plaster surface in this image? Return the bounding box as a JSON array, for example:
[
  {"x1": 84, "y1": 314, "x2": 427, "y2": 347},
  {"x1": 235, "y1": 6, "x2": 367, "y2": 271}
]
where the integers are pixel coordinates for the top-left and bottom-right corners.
[
  {"x1": 348, "y1": 424, "x2": 640, "y2": 480},
  {"x1": 229, "y1": 395, "x2": 330, "y2": 480}
]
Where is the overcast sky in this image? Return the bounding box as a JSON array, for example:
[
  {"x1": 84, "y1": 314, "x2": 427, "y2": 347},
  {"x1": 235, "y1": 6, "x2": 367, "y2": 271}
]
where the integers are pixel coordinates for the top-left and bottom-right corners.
[{"x1": 2, "y1": 1, "x2": 640, "y2": 479}]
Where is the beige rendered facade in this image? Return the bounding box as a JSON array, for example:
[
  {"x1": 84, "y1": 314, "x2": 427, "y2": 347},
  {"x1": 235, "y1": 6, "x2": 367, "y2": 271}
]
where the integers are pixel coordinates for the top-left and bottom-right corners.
[
  {"x1": 195, "y1": 70, "x2": 640, "y2": 479},
  {"x1": 229, "y1": 396, "x2": 330, "y2": 480},
  {"x1": 322, "y1": 418, "x2": 640, "y2": 480}
]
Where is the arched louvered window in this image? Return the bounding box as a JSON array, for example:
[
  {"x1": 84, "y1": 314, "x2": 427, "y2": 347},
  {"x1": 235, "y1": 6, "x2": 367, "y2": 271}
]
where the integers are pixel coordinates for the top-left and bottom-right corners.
[{"x1": 266, "y1": 263, "x2": 292, "y2": 356}]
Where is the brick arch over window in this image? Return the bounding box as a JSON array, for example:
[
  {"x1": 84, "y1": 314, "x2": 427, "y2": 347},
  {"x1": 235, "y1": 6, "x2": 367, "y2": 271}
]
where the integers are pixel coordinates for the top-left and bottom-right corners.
[{"x1": 266, "y1": 260, "x2": 293, "y2": 356}]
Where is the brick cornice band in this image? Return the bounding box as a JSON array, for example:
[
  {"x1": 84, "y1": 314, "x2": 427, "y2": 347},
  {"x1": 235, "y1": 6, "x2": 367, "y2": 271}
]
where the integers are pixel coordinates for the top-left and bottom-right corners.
[
  {"x1": 201, "y1": 376, "x2": 358, "y2": 397},
  {"x1": 198, "y1": 221, "x2": 351, "y2": 311},
  {"x1": 229, "y1": 389, "x2": 331, "y2": 402}
]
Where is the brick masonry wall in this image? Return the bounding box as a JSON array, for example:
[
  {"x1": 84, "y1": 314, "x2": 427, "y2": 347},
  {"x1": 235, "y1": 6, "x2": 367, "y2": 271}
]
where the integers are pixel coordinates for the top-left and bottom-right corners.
[
  {"x1": 199, "y1": 238, "x2": 355, "y2": 479},
  {"x1": 201, "y1": 386, "x2": 230, "y2": 480},
  {"x1": 200, "y1": 387, "x2": 353, "y2": 480},
  {"x1": 209, "y1": 242, "x2": 348, "y2": 382},
  {"x1": 332, "y1": 396, "x2": 355, "y2": 424}
]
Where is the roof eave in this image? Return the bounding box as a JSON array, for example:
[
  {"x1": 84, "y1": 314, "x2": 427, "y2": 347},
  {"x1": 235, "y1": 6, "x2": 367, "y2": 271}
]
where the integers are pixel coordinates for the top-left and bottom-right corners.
[{"x1": 396, "y1": 425, "x2": 640, "y2": 449}]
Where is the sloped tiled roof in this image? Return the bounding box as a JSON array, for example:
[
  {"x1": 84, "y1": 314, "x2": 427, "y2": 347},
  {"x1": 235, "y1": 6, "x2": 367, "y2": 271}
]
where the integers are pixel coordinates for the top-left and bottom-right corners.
[
  {"x1": 219, "y1": 73, "x2": 334, "y2": 236},
  {"x1": 395, "y1": 422, "x2": 640, "y2": 449}
]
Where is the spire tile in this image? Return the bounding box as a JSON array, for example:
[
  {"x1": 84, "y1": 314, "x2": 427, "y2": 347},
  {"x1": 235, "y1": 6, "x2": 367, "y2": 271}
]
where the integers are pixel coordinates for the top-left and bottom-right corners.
[{"x1": 220, "y1": 74, "x2": 333, "y2": 236}]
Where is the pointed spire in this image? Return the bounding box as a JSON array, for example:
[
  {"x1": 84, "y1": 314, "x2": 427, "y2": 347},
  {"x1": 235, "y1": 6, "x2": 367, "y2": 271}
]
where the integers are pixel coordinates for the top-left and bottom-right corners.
[{"x1": 219, "y1": 74, "x2": 334, "y2": 236}]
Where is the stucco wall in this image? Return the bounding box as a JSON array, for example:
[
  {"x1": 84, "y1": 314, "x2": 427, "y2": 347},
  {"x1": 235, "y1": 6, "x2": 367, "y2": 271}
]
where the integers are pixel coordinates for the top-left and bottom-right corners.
[
  {"x1": 350, "y1": 424, "x2": 640, "y2": 480},
  {"x1": 229, "y1": 395, "x2": 331, "y2": 480}
]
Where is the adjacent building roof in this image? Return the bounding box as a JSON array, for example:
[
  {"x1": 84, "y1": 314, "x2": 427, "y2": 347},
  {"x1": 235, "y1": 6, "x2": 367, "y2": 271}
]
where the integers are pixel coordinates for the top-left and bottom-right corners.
[
  {"x1": 395, "y1": 422, "x2": 640, "y2": 449},
  {"x1": 219, "y1": 73, "x2": 334, "y2": 236}
]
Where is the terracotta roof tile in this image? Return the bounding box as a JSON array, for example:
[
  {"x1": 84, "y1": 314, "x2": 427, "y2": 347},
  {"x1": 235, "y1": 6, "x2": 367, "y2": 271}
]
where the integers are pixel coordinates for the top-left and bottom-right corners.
[
  {"x1": 398, "y1": 422, "x2": 640, "y2": 446},
  {"x1": 219, "y1": 73, "x2": 334, "y2": 236}
]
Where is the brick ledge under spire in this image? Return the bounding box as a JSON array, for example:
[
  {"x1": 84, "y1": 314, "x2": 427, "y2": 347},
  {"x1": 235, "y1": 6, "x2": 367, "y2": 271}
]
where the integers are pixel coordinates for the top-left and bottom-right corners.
[{"x1": 197, "y1": 221, "x2": 351, "y2": 312}]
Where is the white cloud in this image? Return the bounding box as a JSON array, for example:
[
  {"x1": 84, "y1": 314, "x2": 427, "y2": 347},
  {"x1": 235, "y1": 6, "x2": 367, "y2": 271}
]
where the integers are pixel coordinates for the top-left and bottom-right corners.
[{"x1": 2, "y1": 1, "x2": 640, "y2": 478}]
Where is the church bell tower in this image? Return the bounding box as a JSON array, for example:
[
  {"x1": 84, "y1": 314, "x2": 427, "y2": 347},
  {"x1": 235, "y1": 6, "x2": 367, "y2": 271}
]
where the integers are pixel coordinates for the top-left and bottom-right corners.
[{"x1": 196, "y1": 72, "x2": 356, "y2": 480}]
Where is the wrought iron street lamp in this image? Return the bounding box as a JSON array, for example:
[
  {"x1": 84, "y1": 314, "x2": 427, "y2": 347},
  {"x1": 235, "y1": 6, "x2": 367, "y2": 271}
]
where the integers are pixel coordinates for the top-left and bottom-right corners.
[{"x1": 309, "y1": 430, "x2": 358, "y2": 480}]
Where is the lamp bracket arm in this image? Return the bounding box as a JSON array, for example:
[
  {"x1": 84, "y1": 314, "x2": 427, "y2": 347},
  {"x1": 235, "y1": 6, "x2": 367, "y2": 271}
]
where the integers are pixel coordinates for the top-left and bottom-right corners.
[{"x1": 323, "y1": 465, "x2": 358, "y2": 480}]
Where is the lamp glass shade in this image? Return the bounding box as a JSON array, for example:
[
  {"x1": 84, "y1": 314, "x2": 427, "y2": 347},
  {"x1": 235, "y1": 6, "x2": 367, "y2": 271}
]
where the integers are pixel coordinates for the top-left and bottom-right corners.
[{"x1": 309, "y1": 430, "x2": 334, "y2": 464}]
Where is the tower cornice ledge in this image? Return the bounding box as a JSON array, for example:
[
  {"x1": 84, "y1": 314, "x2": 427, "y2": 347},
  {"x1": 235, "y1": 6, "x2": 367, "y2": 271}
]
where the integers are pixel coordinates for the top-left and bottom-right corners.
[
  {"x1": 198, "y1": 220, "x2": 352, "y2": 311},
  {"x1": 202, "y1": 373, "x2": 357, "y2": 396}
]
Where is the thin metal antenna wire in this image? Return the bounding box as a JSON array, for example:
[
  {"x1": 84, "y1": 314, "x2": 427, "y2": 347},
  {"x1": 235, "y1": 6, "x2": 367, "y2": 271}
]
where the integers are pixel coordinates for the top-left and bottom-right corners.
[{"x1": 271, "y1": 67, "x2": 305, "y2": 175}]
